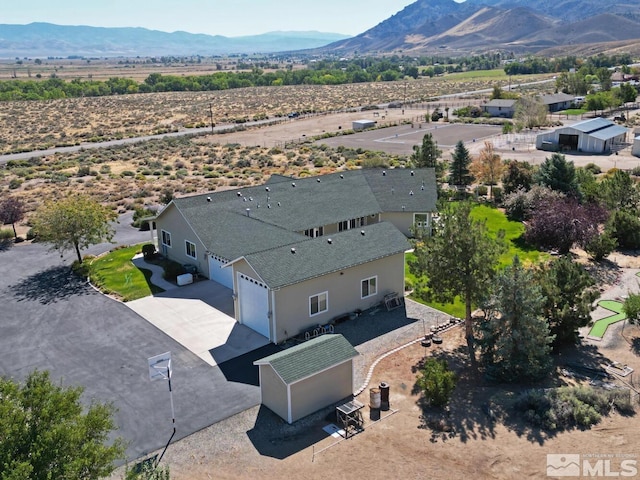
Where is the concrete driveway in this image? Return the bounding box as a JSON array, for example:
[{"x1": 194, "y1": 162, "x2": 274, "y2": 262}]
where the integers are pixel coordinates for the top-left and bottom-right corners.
[
  {"x1": 0, "y1": 217, "x2": 273, "y2": 461},
  {"x1": 127, "y1": 278, "x2": 270, "y2": 366}
]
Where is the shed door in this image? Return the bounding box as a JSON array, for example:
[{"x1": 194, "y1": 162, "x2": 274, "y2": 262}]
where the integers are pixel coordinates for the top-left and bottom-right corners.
[
  {"x1": 208, "y1": 255, "x2": 233, "y2": 289},
  {"x1": 238, "y1": 273, "x2": 270, "y2": 339}
]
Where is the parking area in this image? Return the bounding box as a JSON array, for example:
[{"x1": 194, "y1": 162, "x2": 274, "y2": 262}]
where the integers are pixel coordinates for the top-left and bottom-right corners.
[{"x1": 315, "y1": 122, "x2": 503, "y2": 155}]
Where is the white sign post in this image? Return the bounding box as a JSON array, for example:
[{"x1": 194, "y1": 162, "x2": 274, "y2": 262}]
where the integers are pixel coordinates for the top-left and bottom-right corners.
[{"x1": 148, "y1": 352, "x2": 176, "y2": 467}]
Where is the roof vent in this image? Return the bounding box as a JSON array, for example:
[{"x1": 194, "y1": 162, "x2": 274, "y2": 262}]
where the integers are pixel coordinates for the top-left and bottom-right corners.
[
  {"x1": 382, "y1": 170, "x2": 386, "y2": 176},
  {"x1": 265, "y1": 187, "x2": 270, "y2": 192},
  {"x1": 267, "y1": 204, "x2": 271, "y2": 208},
  {"x1": 207, "y1": 196, "x2": 211, "y2": 202},
  {"x1": 257, "y1": 204, "x2": 260, "y2": 208},
  {"x1": 421, "y1": 185, "x2": 425, "y2": 191},
  {"x1": 391, "y1": 188, "x2": 395, "y2": 195},
  {"x1": 410, "y1": 190, "x2": 414, "y2": 196},
  {"x1": 317, "y1": 178, "x2": 321, "y2": 182},
  {"x1": 402, "y1": 205, "x2": 405, "y2": 211},
  {"x1": 327, "y1": 238, "x2": 332, "y2": 244},
  {"x1": 361, "y1": 230, "x2": 365, "y2": 236},
  {"x1": 246, "y1": 208, "x2": 251, "y2": 217},
  {"x1": 291, "y1": 247, "x2": 296, "y2": 254},
  {"x1": 278, "y1": 202, "x2": 281, "y2": 207},
  {"x1": 340, "y1": 174, "x2": 344, "y2": 178},
  {"x1": 411, "y1": 170, "x2": 414, "y2": 176},
  {"x1": 243, "y1": 197, "x2": 247, "y2": 202},
  {"x1": 237, "y1": 192, "x2": 242, "y2": 197},
  {"x1": 249, "y1": 197, "x2": 253, "y2": 201}
]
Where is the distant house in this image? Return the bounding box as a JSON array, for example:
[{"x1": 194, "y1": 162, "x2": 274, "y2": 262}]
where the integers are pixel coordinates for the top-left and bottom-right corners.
[
  {"x1": 352, "y1": 119, "x2": 376, "y2": 131},
  {"x1": 482, "y1": 99, "x2": 516, "y2": 118},
  {"x1": 153, "y1": 168, "x2": 436, "y2": 343},
  {"x1": 535, "y1": 118, "x2": 628, "y2": 153},
  {"x1": 538, "y1": 93, "x2": 575, "y2": 112},
  {"x1": 254, "y1": 334, "x2": 358, "y2": 424}
]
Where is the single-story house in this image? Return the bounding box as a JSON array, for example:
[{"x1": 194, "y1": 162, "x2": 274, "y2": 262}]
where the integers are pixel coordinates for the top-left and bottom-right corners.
[
  {"x1": 535, "y1": 118, "x2": 628, "y2": 153},
  {"x1": 482, "y1": 99, "x2": 516, "y2": 118},
  {"x1": 254, "y1": 334, "x2": 358, "y2": 423},
  {"x1": 352, "y1": 119, "x2": 376, "y2": 131},
  {"x1": 153, "y1": 168, "x2": 436, "y2": 342},
  {"x1": 538, "y1": 93, "x2": 575, "y2": 112}
]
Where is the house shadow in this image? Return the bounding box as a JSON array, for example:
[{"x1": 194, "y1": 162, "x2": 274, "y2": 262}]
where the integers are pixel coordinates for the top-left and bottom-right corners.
[
  {"x1": 334, "y1": 304, "x2": 418, "y2": 346},
  {"x1": 216, "y1": 342, "x2": 282, "y2": 386},
  {"x1": 246, "y1": 403, "x2": 342, "y2": 460},
  {"x1": 11, "y1": 265, "x2": 91, "y2": 304}
]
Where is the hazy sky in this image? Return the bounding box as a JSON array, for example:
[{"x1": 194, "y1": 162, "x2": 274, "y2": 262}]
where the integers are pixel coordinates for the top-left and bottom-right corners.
[{"x1": 3, "y1": 0, "x2": 427, "y2": 37}]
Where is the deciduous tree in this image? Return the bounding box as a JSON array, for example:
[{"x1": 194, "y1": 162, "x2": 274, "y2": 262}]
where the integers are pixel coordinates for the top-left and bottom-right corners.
[
  {"x1": 416, "y1": 358, "x2": 457, "y2": 407},
  {"x1": 409, "y1": 202, "x2": 506, "y2": 365},
  {"x1": 31, "y1": 194, "x2": 116, "y2": 263},
  {"x1": 470, "y1": 141, "x2": 503, "y2": 200},
  {"x1": 501, "y1": 159, "x2": 534, "y2": 195},
  {"x1": 0, "y1": 370, "x2": 125, "y2": 480},
  {"x1": 0, "y1": 196, "x2": 25, "y2": 238},
  {"x1": 514, "y1": 95, "x2": 548, "y2": 129},
  {"x1": 477, "y1": 256, "x2": 554, "y2": 382}
]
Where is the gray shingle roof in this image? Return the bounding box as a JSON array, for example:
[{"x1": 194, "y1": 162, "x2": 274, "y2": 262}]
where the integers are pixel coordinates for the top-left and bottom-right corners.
[
  {"x1": 240, "y1": 221, "x2": 410, "y2": 289},
  {"x1": 254, "y1": 334, "x2": 358, "y2": 384},
  {"x1": 164, "y1": 168, "x2": 434, "y2": 261},
  {"x1": 484, "y1": 99, "x2": 516, "y2": 108},
  {"x1": 539, "y1": 93, "x2": 574, "y2": 105}
]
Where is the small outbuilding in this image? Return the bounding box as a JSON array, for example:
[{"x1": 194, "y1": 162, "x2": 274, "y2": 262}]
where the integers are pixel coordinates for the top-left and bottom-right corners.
[
  {"x1": 633, "y1": 135, "x2": 640, "y2": 157},
  {"x1": 254, "y1": 334, "x2": 359, "y2": 424},
  {"x1": 535, "y1": 118, "x2": 628, "y2": 154},
  {"x1": 352, "y1": 119, "x2": 376, "y2": 131}
]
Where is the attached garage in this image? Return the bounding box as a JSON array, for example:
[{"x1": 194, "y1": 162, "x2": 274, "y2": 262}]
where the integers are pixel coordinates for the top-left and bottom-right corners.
[
  {"x1": 237, "y1": 272, "x2": 270, "y2": 339},
  {"x1": 208, "y1": 254, "x2": 233, "y2": 288},
  {"x1": 254, "y1": 334, "x2": 359, "y2": 424}
]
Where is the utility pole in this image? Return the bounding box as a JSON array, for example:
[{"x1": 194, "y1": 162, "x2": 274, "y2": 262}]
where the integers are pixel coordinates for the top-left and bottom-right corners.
[{"x1": 209, "y1": 103, "x2": 215, "y2": 133}]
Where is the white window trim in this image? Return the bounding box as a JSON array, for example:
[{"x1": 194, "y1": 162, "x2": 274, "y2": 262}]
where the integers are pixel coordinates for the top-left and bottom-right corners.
[
  {"x1": 413, "y1": 213, "x2": 429, "y2": 229},
  {"x1": 185, "y1": 240, "x2": 196, "y2": 259},
  {"x1": 361, "y1": 276, "x2": 378, "y2": 299},
  {"x1": 161, "y1": 230, "x2": 172, "y2": 248},
  {"x1": 309, "y1": 291, "x2": 328, "y2": 317}
]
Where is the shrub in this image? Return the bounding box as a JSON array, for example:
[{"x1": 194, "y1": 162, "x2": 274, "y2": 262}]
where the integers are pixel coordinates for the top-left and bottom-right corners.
[
  {"x1": 0, "y1": 229, "x2": 13, "y2": 240},
  {"x1": 162, "y1": 260, "x2": 186, "y2": 282},
  {"x1": 606, "y1": 209, "x2": 640, "y2": 249},
  {"x1": 141, "y1": 243, "x2": 156, "y2": 260},
  {"x1": 584, "y1": 231, "x2": 617, "y2": 261},
  {"x1": 71, "y1": 259, "x2": 91, "y2": 278},
  {"x1": 416, "y1": 358, "x2": 457, "y2": 408},
  {"x1": 25, "y1": 228, "x2": 36, "y2": 240},
  {"x1": 584, "y1": 163, "x2": 602, "y2": 175}
]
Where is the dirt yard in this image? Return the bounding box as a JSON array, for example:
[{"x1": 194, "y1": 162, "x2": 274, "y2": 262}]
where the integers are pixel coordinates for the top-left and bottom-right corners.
[{"x1": 110, "y1": 257, "x2": 640, "y2": 480}]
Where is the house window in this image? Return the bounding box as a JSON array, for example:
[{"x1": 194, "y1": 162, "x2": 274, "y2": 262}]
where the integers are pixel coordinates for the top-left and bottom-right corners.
[
  {"x1": 414, "y1": 213, "x2": 428, "y2": 228},
  {"x1": 361, "y1": 276, "x2": 377, "y2": 299},
  {"x1": 309, "y1": 292, "x2": 328, "y2": 316},
  {"x1": 161, "y1": 230, "x2": 172, "y2": 248},
  {"x1": 305, "y1": 226, "x2": 324, "y2": 238},
  {"x1": 185, "y1": 240, "x2": 196, "y2": 259},
  {"x1": 338, "y1": 220, "x2": 349, "y2": 232}
]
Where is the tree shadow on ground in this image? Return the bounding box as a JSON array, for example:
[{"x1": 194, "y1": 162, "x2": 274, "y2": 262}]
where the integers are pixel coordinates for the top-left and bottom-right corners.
[
  {"x1": 11, "y1": 265, "x2": 90, "y2": 304},
  {"x1": 632, "y1": 338, "x2": 640, "y2": 357},
  {"x1": 415, "y1": 340, "x2": 631, "y2": 446},
  {"x1": 0, "y1": 239, "x2": 14, "y2": 252},
  {"x1": 246, "y1": 403, "x2": 345, "y2": 460}
]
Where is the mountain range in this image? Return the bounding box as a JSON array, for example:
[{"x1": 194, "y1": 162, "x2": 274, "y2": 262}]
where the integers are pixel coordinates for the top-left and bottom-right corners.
[
  {"x1": 323, "y1": 0, "x2": 640, "y2": 56},
  {"x1": 2, "y1": 0, "x2": 640, "y2": 58},
  {"x1": 0, "y1": 23, "x2": 348, "y2": 58}
]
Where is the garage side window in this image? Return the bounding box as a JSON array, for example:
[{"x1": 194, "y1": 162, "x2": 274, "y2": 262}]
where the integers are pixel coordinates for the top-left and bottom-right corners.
[
  {"x1": 161, "y1": 230, "x2": 172, "y2": 248},
  {"x1": 185, "y1": 240, "x2": 196, "y2": 259},
  {"x1": 361, "y1": 276, "x2": 377, "y2": 299},
  {"x1": 309, "y1": 292, "x2": 328, "y2": 317}
]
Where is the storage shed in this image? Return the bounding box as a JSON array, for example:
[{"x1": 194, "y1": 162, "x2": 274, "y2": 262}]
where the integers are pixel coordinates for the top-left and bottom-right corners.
[
  {"x1": 535, "y1": 118, "x2": 628, "y2": 154},
  {"x1": 254, "y1": 334, "x2": 359, "y2": 424},
  {"x1": 633, "y1": 135, "x2": 640, "y2": 157},
  {"x1": 352, "y1": 119, "x2": 376, "y2": 131}
]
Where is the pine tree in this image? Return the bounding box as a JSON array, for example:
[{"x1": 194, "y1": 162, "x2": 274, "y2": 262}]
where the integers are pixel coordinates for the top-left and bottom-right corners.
[
  {"x1": 448, "y1": 140, "x2": 474, "y2": 194},
  {"x1": 477, "y1": 256, "x2": 555, "y2": 382}
]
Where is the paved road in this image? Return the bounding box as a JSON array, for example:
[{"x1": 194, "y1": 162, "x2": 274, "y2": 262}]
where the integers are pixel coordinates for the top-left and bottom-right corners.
[{"x1": 0, "y1": 215, "x2": 267, "y2": 461}]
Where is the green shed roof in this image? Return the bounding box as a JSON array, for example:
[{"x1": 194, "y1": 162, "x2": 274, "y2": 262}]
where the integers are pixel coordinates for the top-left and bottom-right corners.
[{"x1": 254, "y1": 334, "x2": 358, "y2": 385}]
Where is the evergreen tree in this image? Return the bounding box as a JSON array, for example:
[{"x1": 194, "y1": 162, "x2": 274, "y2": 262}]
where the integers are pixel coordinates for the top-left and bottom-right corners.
[
  {"x1": 477, "y1": 256, "x2": 554, "y2": 382},
  {"x1": 409, "y1": 202, "x2": 506, "y2": 365},
  {"x1": 448, "y1": 140, "x2": 474, "y2": 194},
  {"x1": 536, "y1": 153, "x2": 579, "y2": 196},
  {"x1": 536, "y1": 256, "x2": 598, "y2": 346},
  {"x1": 411, "y1": 132, "x2": 441, "y2": 168}
]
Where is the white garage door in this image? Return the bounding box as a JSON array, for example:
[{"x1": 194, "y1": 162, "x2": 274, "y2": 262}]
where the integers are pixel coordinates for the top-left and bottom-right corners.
[
  {"x1": 238, "y1": 273, "x2": 270, "y2": 339},
  {"x1": 208, "y1": 254, "x2": 233, "y2": 289}
]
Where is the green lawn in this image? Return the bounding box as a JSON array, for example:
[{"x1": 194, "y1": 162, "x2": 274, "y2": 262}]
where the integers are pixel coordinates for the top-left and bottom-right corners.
[
  {"x1": 89, "y1": 244, "x2": 164, "y2": 302},
  {"x1": 406, "y1": 204, "x2": 548, "y2": 316},
  {"x1": 588, "y1": 300, "x2": 627, "y2": 339},
  {"x1": 447, "y1": 69, "x2": 506, "y2": 80},
  {"x1": 558, "y1": 108, "x2": 588, "y2": 116}
]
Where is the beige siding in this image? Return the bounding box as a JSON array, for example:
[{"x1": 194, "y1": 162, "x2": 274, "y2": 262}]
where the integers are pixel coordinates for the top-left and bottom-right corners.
[
  {"x1": 380, "y1": 211, "x2": 431, "y2": 237},
  {"x1": 290, "y1": 360, "x2": 353, "y2": 423},
  {"x1": 259, "y1": 365, "x2": 289, "y2": 422},
  {"x1": 155, "y1": 204, "x2": 210, "y2": 278},
  {"x1": 272, "y1": 253, "x2": 405, "y2": 342}
]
